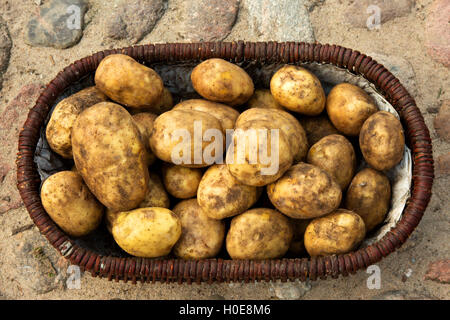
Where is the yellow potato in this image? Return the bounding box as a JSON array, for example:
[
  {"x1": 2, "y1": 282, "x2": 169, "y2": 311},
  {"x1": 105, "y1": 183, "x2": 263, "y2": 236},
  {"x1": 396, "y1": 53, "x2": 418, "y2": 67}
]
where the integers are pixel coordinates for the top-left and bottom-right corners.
[
  {"x1": 270, "y1": 65, "x2": 326, "y2": 115},
  {"x1": 226, "y1": 119, "x2": 294, "y2": 186},
  {"x1": 95, "y1": 54, "x2": 164, "y2": 110},
  {"x1": 111, "y1": 207, "x2": 181, "y2": 258},
  {"x1": 235, "y1": 107, "x2": 309, "y2": 162},
  {"x1": 128, "y1": 87, "x2": 174, "y2": 115},
  {"x1": 197, "y1": 164, "x2": 261, "y2": 219},
  {"x1": 345, "y1": 168, "x2": 391, "y2": 231},
  {"x1": 132, "y1": 112, "x2": 158, "y2": 166},
  {"x1": 288, "y1": 219, "x2": 311, "y2": 256},
  {"x1": 173, "y1": 99, "x2": 239, "y2": 132},
  {"x1": 150, "y1": 109, "x2": 225, "y2": 168},
  {"x1": 247, "y1": 89, "x2": 284, "y2": 110},
  {"x1": 299, "y1": 114, "x2": 339, "y2": 146},
  {"x1": 326, "y1": 83, "x2": 378, "y2": 136},
  {"x1": 71, "y1": 102, "x2": 149, "y2": 212},
  {"x1": 304, "y1": 209, "x2": 366, "y2": 256},
  {"x1": 172, "y1": 199, "x2": 225, "y2": 259},
  {"x1": 267, "y1": 163, "x2": 342, "y2": 219},
  {"x1": 161, "y1": 163, "x2": 203, "y2": 199},
  {"x1": 307, "y1": 134, "x2": 356, "y2": 190},
  {"x1": 359, "y1": 111, "x2": 405, "y2": 171},
  {"x1": 46, "y1": 86, "x2": 109, "y2": 158},
  {"x1": 191, "y1": 58, "x2": 254, "y2": 106},
  {"x1": 41, "y1": 171, "x2": 104, "y2": 237}
]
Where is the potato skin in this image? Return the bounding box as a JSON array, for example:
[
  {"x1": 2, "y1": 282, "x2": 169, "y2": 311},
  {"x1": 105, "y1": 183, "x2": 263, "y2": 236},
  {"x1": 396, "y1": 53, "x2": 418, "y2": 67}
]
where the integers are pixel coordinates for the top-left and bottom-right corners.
[
  {"x1": 172, "y1": 199, "x2": 225, "y2": 259},
  {"x1": 304, "y1": 209, "x2": 366, "y2": 256},
  {"x1": 150, "y1": 109, "x2": 225, "y2": 167},
  {"x1": 41, "y1": 171, "x2": 104, "y2": 237},
  {"x1": 299, "y1": 114, "x2": 339, "y2": 146},
  {"x1": 248, "y1": 89, "x2": 284, "y2": 110},
  {"x1": 197, "y1": 164, "x2": 261, "y2": 219},
  {"x1": 226, "y1": 119, "x2": 294, "y2": 186},
  {"x1": 226, "y1": 208, "x2": 293, "y2": 260},
  {"x1": 162, "y1": 164, "x2": 203, "y2": 199},
  {"x1": 235, "y1": 108, "x2": 309, "y2": 162},
  {"x1": 71, "y1": 102, "x2": 149, "y2": 212},
  {"x1": 307, "y1": 134, "x2": 356, "y2": 190},
  {"x1": 132, "y1": 112, "x2": 158, "y2": 166},
  {"x1": 46, "y1": 87, "x2": 109, "y2": 158},
  {"x1": 112, "y1": 207, "x2": 181, "y2": 258},
  {"x1": 326, "y1": 83, "x2": 378, "y2": 136},
  {"x1": 95, "y1": 54, "x2": 164, "y2": 110},
  {"x1": 191, "y1": 58, "x2": 254, "y2": 106},
  {"x1": 270, "y1": 65, "x2": 326, "y2": 116},
  {"x1": 128, "y1": 87, "x2": 174, "y2": 115},
  {"x1": 173, "y1": 99, "x2": 239, "y2": 132},
  {"x1": 267, "y1": 163, "x2": 342, "y2": 219},
  {"x1": 345, "y1": 168, "x2": 391, "y2": 231},
  {"x1": 359, "y1": 111, "x2": 405, "y2": 171}
]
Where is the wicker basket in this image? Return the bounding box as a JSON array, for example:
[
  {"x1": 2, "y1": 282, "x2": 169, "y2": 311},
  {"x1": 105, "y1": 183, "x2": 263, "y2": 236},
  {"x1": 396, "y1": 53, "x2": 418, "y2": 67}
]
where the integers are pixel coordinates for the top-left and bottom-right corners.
[{"x1": 16, "y1": 42, "x2": 434, "y2": 284}]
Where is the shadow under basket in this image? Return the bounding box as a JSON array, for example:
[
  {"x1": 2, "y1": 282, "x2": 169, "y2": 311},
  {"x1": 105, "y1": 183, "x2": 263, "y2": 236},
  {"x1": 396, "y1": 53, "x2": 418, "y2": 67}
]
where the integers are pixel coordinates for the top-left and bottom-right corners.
[{"x1": 16, "y1": 42, "x2": 434, "y2": 284}]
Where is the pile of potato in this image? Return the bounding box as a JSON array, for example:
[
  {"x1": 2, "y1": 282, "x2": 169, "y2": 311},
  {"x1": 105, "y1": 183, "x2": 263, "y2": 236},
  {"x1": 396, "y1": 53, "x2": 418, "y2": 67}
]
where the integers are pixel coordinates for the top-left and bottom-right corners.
[{"x1": 41, "y1": 54, "x2": 405, "y2": 260}]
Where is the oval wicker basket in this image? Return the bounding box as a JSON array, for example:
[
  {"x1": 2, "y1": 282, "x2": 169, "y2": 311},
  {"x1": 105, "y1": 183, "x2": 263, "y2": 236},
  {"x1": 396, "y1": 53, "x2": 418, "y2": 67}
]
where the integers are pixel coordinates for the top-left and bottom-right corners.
[{"x1": 16, "y1": 42, "x2": 434, "y2": 284}]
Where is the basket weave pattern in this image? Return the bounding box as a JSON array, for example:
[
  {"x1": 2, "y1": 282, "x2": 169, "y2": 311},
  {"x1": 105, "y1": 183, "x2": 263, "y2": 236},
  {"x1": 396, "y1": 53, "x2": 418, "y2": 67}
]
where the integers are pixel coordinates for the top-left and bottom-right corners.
[{"x1": 16, "y1": 42, "x2": 434, "y2": 284}]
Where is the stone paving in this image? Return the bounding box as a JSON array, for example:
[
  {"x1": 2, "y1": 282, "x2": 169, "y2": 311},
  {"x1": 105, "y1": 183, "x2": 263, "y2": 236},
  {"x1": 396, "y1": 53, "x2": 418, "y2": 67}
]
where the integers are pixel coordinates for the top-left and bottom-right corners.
[{"x1": 0, "y1": 0, "x2": 448, "y2": 300}]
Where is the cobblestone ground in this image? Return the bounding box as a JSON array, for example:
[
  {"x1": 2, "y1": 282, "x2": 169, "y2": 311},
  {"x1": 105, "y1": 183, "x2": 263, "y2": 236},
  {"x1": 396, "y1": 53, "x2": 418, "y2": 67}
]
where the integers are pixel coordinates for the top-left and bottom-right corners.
[{"x1": 0, "y1": 0, "x2": 448, "y2": 300}]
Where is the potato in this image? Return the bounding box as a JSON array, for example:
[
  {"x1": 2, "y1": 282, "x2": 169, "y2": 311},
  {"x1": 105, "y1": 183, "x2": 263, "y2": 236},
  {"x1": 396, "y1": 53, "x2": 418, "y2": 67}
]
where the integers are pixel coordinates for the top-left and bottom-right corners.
[
  {"x1": 172, "y1": 199, "x2": 225, "y2": 259},
  {"x1": 111, "y1": 207, "x2": 181, "y2": 258},
  {"x1": 288, "y1": 219, "x2": 311, "y2": 256},
  {"x1": 191, "y1": 58, "x2": 254, "y2": 106},
  {"x1": 267, "y1": 163, "x2": 342, "y2": 219},
  {"x1": 226, "y1": 208, "x2": 293, "y2": 259},
  {"x1": 162, "y1": 163, "x2": 203, "y2": 199},
  {"x1": 41, "y1": 171, "x2": 104, "y2": 237},
  {"x1": 46, "y1": 86, "x2": 109, "y2": 158},
  {"x1": 226, "y1": 119, "x2": 294, "y2": 186},
  {"x1": 128, "y1": 87, "x2": 174, "y2": 115},
  {"x1": 95, "y1": 54, "x2": 164, "y2": 110},
  {"x1": 359, "y1": 111, "x2": 405, "y2": 171},
  {"x1": 247, "y1": 89, "x2": 284, "y2": 110},
  {"x1": 270, "y1": 65, "x2": 325, "y2": 116},
  {"x1": 326, "y1": 83, "x2": 378, "y2": 136},
  {"x1": 345, "y1": 168, "x2": 391, "y2": 231},
  {"x1": 150, "y1": 109, "x2": 225, "y2": 167},
  {"x1": 304, "y1": 209, "x2": 366, "y2": 256},
  {"x1": 72, "y1": 102, "x2": 149, "y2": 212},
  {"x1": 132, "y1": 112, "x2": 158, "y2": 166},
  {"x1": 235, "y1": 108, "x2": 309, "y2": 162},
  {"x1": 173, "y1": 99, "x2": 239, "y2": 131},
  {"x1": 306, "y1": 134, "x2": 356, "y2": 190},
  {"x1": 197, "y1": 164, "x2": 261, "y2": 219},
  {"x1": 299, "y1": 114, "x2": 339, "y2": 146}
]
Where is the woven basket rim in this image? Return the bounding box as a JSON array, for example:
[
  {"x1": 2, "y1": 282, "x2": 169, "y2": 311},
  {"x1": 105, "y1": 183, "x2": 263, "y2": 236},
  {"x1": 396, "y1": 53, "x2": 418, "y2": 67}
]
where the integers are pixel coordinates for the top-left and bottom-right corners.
[{"x1": 16, "y1": 41, "x2": 434, "y2": 284}]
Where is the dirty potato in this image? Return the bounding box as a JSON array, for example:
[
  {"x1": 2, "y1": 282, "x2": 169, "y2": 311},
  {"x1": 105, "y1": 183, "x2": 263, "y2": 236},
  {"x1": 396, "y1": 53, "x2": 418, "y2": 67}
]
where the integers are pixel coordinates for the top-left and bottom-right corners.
[
  {"x1": 132, "y1": 112, "x2": 158, "y2": 166},
  {"x1": 304, "y1": 209, "x2": 366, "y2": 256},
  {"x1": 307, "y1": 134, "x2": 357, "y2": 190},
  {"x1": 191, "y1": 58, "x2": 254, "y2": 106},
  {"x1": 95, "y1": 54, "x2": 164, "y2": 110},
  {"x1": 267, "y1": 163, "x2": 342, "y2": 219},
  {"x1": 226, "y1": 208, "x2": 293, "y2": 259},
  {"x1": 150, "y1": 109, "x2": 225, "y2": 168},
  {"x1": 247, "y1": 89, "x2": 284, "y2": 110},
  {"x1": 235, "y1": 108, "x2": 309, "y2": 162},
  {"x1": 172, "y1": 199, "x2": 225, "y2": 259},
  {"x1": 226, "y1": 119, "x2": 294, "y2": 186},
  {"x1": 71, "y1": 102, "x2": 149, "y2": 212},
  {"x1": 359, "y1": 111, "x2": 405, "y2": 171},
  {"x1": 299, "y1": 114, "x2": 339, "y2": 146},
  {"x1": 326, "y1": 83, "x2": 378, "y2": 136},
  {"x1": 270, "y1": 65, "x2": 326, "y2": 116},
  {"x1": 162, "y1": 163, "x2": 203, "y2": 199},
  {"x1": 41, "y1": 171, "x2": 104, "y2": 237},
  {"x1": 111, "y1": 207, "x2": 181, "y2": 258},
  {"x1": 173, "y1": 99, "x2": 240, "y2": 132},
  {"x1": 128, "y1": 87, "x2": 174, "y2": 115},
  {"x1": 46, "y1": 86, "x2": 109, "y2": 158},
  {"x1": 197, "y1": 164, "x2": 261, "y2": 220},
  {"x1": 345, "y1": 168, "x2": 391, "y2": 231}
]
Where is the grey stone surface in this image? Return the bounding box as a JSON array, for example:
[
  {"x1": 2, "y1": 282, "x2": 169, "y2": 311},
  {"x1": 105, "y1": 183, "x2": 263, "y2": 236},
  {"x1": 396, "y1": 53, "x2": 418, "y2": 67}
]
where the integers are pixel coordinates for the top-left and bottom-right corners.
[
  {"x1": 434, "y1": 100, "x2": 450, "y2": 142},
  {"x1": 25, "y1": 0, "x2": 87, "y2": 49},
  {"x1": 0, "y1": 17, "x2": 12, "y2": 91},
  {"x1": 270, "y1": 280, "x2": 312, "y2": 299}
]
